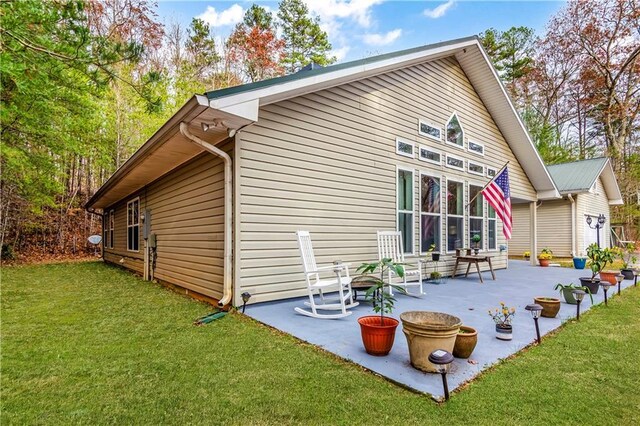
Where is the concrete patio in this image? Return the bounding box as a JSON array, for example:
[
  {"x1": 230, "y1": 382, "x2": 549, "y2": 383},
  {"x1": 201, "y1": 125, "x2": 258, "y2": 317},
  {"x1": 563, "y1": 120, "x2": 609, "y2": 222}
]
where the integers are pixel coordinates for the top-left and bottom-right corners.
[{"x1": 245, "y1": 260, "x2": 636, "y2": 399}]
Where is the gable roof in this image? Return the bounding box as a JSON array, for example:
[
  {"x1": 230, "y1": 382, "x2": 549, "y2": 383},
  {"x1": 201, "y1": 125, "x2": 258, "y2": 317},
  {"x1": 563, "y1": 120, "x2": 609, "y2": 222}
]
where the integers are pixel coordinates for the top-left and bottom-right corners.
[
  {"x1": 547, "y1": 157, "x2": 623, "y2": 204},
  {"x1": 86, "y1": 36, "x2": 559, "y2": 210}
]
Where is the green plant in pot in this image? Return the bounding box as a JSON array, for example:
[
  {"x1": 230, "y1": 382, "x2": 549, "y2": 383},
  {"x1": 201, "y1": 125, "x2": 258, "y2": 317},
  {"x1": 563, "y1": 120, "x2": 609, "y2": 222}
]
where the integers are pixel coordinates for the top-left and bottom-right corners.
[
  {"x1": 554, "y1": 282, "x2": 593, "y2": 305},
  {"x1": 489, "y1": 302, "x2": 515, "y2": 340},
  {"x1": 620, "y1": 242, "x2": 637, "y2": 280},
  {"x1": 582, "y1": 243, "x2": 616, "y2": 293},
  {"x1": 356, "y1": 258, "x2": 407, "y2": 356},
  {"x1": 472, "y1": 234, "x2": 481, "y2": 255},
  {"x1": 538, "y1": 247, "x2": 553, "y2": 267},
  {"x1": 427, "y1": 243, "x2": 440, "y2": 262},
  {"x1": 430, "y1": 271, "x2": 442, "y2": 284}
]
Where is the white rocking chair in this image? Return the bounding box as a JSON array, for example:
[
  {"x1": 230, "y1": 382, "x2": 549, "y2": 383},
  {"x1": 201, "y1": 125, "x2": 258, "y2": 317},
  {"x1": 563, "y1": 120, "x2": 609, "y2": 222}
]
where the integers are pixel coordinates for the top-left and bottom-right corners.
[
  {"x1": 376, "y1": 231, "x2": 424, "y2": 295},
  {"x1": 295, "y1": 231, "x2": 359, "y2": 319}
]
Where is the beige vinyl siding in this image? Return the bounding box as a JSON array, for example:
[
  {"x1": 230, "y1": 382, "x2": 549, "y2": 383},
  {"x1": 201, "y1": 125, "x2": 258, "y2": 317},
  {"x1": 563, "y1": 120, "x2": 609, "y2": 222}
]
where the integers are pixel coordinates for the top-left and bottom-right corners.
[
  {"x1": 237, "y1": 56, "x2": 536, "y2": 303},
  {"x1": 510, "y1": 203, "x2": 531, "y2": 257},
  {"x1": 103, "y1": 194, "x2": 145, "y2": 274},
  {"x1": 576, "y1": 177, "x2": 611, "y2": 251},
  {"x1": 103, "y1": 146, "x2": 230, "y2": 300},
  {"x1": 537, "y1": 199, "x2": 572, "y2": 257}
]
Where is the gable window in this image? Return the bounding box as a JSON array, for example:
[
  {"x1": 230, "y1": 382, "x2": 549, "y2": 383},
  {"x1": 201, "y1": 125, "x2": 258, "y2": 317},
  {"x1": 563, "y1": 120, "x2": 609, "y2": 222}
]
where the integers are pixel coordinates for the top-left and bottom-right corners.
[
  {"x1": 469, "y1": 185, "x2": 484, "y2": 250},
  {"x1": 446, "y1": 113, "x2": 464, "y2": 148},
  {"x1": 468, "y1": 141, "x2": 484, "y2": 156},
  {"x1": 488, "y1": 204, "x2": 498, "y2": 250},
  {"x1": 420, "y1": 173, "x2": 441, "y2": 253},
  {"x1": 396, "y1": 138, "x2": 414, "y2": 158},
  {"x1": 109, "y1": 210, "x2": 115, "y2": 249},
  {"x1": 486, "y1": 167, "x2": 497, "y2": 178},
  {"x1": 468, "y1": 162, "x2": 485, "y2": 176},
  {"x1": 446, "y1": 154, "x2": 464, "y2": 171},
  {"x1": 446, "y1": 180, "x2": 464, "y2": 252},
  {"x1": 103, "y1": 215, "x2": 108, "y2": 249},
  {"x1": 419, "y1": 146, "x2": 441, "y2": 165},
  {"x1": 418, "y1": 119, "x2": 442, "y2": 142},
  {"x1": 397, "y1": 168, "x2": 414, "y2": 255},
  {"x1": 127, "y1": 198, "x2": 140, "y2": 252}
]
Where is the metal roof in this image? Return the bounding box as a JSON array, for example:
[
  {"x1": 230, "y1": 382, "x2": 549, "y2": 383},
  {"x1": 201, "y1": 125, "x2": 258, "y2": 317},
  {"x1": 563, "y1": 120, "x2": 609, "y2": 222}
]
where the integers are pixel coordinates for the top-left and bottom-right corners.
[{"x1": 547, "y1": 158, "x2": 608, "y2": 193}]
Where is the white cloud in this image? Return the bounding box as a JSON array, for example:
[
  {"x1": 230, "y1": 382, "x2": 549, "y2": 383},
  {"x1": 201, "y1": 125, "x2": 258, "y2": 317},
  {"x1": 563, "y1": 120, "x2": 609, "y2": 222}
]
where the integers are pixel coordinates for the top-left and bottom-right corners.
[
  {"x1": 306, "y1": 0, "x2": 384, "y2": 28},
  {"x1": 330, "y1": 46, "x2": 351, "y2": 61},
  {"x1": 423, "y1": 0, "x2": 455, "y2": 19},
  {"x1": 363, "y1": 29, "x2": 402, "y2": 46},
  {"x1": 197, "y1": 4, "x2": 244, "y2": 28}
]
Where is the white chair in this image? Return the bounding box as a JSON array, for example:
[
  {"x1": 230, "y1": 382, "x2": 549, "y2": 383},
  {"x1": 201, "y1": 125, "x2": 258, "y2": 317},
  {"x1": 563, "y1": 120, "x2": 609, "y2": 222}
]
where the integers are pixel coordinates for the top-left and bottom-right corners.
[
  {"x1": 376, "y1": 231, "x2": 424, "y2": 295},
  {"x1": 295, "y1": 231, "x2": 359, "y2": 319}
]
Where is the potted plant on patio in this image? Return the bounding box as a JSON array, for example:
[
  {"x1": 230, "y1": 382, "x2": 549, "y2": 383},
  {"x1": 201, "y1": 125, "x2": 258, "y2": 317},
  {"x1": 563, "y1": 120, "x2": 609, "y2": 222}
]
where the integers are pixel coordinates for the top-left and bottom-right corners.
[
  {"x1": 453, "y1": 325, "x2": 478, "y2": 358},
  {"x1": 582, "y1": 243, "x2": 615, "y2": 291},
  {"x1": 488, "y1": 302, "x2": 515, "y2": 340},
  {"x1": 572, "y1": 252, "x2": 587, "y2": 270},
  {"x1": 523, "y1": 251, "x2": 531, "y2": 261},
  {"x1": 355, "y1": 258, "x2": 406, "y2": 356},
  {"x1": 427, "y1": 243, "x2": 440, "y2": 262},
  {"x1": 472, "y1": 234, "x2": 481, "y2": 255},
  {"x1": 429, "y1": 271, "x2": 442, "y2": 284},
  {"x1": 538, "y1": 248, "x2": 553, "y2": 267},
  {"x1": 533, "y1": 296, "x2": 561, "y2": 318},
  {"x1": 620, "y1": 242, "x2": 637, "y2": 280},
  {"x1": 554, "y1": 282, "x2": 593, "y2": 305}
]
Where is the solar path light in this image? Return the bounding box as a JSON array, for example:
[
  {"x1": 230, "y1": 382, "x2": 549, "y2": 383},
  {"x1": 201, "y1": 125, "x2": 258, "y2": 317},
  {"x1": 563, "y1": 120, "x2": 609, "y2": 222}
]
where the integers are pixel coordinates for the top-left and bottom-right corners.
[
  {"x1": 572, "y1": 289, "x2": 586, "y2": 320},
  {"x1": 634, "y1": 269, "x2": 638, "y2": 287},
  {"x1": 525, "y1": 303, "x2": 543, "y2": 344},
  {"x1": 615, "y1": 274, "x2": 624, "y2": 296},
  {"x1": 241, "y1": 292, "x2": 252, "y2": 313},
  {"x1": 429, "y1": 349, "x2": 454, "y2": 401},
  {"x1": 600, "y1": 281, "x2": 612, "y2": 306}
]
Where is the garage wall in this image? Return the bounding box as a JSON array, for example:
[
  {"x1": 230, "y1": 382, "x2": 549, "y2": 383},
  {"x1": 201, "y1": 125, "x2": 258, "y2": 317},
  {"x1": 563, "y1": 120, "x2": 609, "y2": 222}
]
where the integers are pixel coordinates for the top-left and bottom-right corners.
[{"x1": 576, "y1": 177, "x2": 611, "y2": 252}]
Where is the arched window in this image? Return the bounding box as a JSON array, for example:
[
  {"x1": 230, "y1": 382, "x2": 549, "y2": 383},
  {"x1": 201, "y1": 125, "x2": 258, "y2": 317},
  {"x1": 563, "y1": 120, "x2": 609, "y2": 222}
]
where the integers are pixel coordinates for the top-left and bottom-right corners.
[{"x1": 446, "y1": 113, "x2": 464, "y2": 148}]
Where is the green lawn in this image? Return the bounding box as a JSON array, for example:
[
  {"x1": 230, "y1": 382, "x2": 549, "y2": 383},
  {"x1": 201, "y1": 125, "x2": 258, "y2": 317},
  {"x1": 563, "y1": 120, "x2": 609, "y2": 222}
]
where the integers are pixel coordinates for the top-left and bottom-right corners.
[{"x1": 2, "y1": 262, "x2": 639, "y2": 425}]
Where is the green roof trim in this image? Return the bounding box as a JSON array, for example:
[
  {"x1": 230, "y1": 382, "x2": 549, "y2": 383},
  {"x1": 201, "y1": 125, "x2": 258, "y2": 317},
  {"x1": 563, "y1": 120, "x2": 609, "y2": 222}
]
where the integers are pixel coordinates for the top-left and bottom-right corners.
[
  {"x1": 547, "y1": 157, "x2": 609, "y2": 193},
  {"x1": 205, "y1": 36, "x2": 479, "y2": 100}
]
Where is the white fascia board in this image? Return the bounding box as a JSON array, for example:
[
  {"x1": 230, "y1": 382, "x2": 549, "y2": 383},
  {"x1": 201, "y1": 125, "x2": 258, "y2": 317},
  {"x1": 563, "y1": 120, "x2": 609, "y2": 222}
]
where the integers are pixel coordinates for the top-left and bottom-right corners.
[
  {"x1": 214, "y1": 98, "x2": 260, "y2": 123},
  {"x1": 609, "y1": 199, "x2": 624, "y2": 206},
  {"x1": 537, "y1": 189, "x2": 562, "y2": 200},
  {"x1": 600, "y1": 159, "x2": 623, "y2": 201}
]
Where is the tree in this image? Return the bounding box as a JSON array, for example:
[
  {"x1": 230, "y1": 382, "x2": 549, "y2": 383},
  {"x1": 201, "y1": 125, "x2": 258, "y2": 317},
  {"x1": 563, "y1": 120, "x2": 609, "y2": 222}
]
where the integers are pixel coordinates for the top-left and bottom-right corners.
[{"x1": 277, "y1": 0, "x2": 335, "y2": 73}]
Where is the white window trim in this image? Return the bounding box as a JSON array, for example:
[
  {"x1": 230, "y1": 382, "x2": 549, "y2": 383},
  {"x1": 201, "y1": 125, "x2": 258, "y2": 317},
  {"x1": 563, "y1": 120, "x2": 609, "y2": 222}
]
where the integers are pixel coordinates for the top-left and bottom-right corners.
[
  {"x1": 396, "y1": 166, "x2": 415, "y2": 256},
  {"x1": 418, "y1": 119, "x2": 442, "y2": 142},
  {"x1": 418, "y1": 145, "x2": 442, "y2": 166},
  {"x1": 103, "y1": 215, "x2": 108, "y2": 249},
  {"x1": 487, "y1": 205, "x2": 498, "y2": 251},
  {"x1": 419, "y1": 171, "x2": 442, "y2": 255},
  {"x1": 445, "y1": 153, "x2": 465, "y2": 171},
  {"x1": 486, "y1": 166, "x2": 497, "y2": 178},
  {"x1": 127, "y1": 197, "x2": 140, "y2": 252},
  {"x1": 446, "y1": 178, "x2": 465, "y2": 254},
  {"x1": 396, "y1": 137, "x2": 415, "y2": 159},
  {"x1": 468, "y1": 140, "x2": 485, "y2": 156},
  {"x1": 468, "y1": 184, "x2": 485, "y2": 251},
  {"x1": 109, "y1": 209, "x2": 115, "y2": 249},
  {"x1": 445, "y1": 111, "x2": 466, "y2": 150},
  {"x1": 468, "y1": 161, "x2": 485, "y2": 176}
]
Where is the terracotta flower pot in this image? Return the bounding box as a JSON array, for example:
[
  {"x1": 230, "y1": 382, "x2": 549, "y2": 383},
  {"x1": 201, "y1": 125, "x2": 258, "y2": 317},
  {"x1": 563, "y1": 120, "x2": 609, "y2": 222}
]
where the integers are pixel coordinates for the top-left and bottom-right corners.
[
  {"x1": 538, "y1": 258, "x2": 550, "y2": 267},
  {"x1": 599, "y1": 270, "x2": 619, "y2": 285},
  {"x1": 358, "y1": 315, "x2": 399, "y2": 356},
  {"x1": 453, "y1": 325, "x2": 478, "y2": 358},
  {"x1": 534, "y1": 297, "x2": 561, "y2": 318}
]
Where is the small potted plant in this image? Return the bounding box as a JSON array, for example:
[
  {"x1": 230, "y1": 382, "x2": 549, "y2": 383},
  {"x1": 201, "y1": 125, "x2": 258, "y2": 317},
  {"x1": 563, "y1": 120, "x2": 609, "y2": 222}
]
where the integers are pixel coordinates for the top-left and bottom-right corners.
[
  {"x1": 554, "y1": 282, "x2": 593, "y2": 305},
  {"x1": 523, "y1": 251, "x2": 531, "y2": 261},
  {"x1": 472, "y1": 234, "x2": 481, "y2": 255},
  {"x1": 427, "y1": 243, "x2": 440, "y2": 262},
  {"x1": 453, "y1": 325, "x2": 478, "y2": 358},
  {"x1": 533, "y1": 296, "x2": 561, "y2": 318},
  {"x1": 572, "y1": 252, "x2": 587, "y2": 270},
  {"x1": 429, "y1": 271, "x2": 443, "y2": 284},
  {"x1": 582, "y1": 243, "x2": 615, "y2": 291},
  {"x1": 356, "y1": 258, "x2": 406, "y2": 356},
  {"x1": 620, "y1": 242, "x2": 637, "y2": 280},
  {"x1": 538, "y1": 248, "x2": 553, "y2": 267},
  {"x1": 488, "y1": 302, "x2": 515, "y2": 340}
]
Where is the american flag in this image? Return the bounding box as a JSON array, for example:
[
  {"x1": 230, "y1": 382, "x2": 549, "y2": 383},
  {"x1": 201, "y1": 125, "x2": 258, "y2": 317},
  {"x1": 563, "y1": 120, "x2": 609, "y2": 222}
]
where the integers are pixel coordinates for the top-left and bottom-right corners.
[{"x1": 482, "y1": 167, "x2": 512, "y2": 239}]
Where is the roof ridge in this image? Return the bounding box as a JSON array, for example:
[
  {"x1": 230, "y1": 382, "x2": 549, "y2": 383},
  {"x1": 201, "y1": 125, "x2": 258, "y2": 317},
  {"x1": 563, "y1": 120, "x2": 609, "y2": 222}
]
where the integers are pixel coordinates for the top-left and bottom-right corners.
[{"x1": 547, "y1": 157, "x2": 608, "y2": 168}]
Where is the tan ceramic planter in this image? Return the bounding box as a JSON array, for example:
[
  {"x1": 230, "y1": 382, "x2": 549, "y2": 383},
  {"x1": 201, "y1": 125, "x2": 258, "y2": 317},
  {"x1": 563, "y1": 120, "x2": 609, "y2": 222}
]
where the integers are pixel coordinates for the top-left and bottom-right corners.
[
  {"x1": 400, "y1": 311, "x2": 461, "y2": 372},
  {"x1": 452, "y1": 325, "x2": 478, "y2": 359},
  {"x1": 534, "y1": 297, "x2": 561, "y2": 318}
]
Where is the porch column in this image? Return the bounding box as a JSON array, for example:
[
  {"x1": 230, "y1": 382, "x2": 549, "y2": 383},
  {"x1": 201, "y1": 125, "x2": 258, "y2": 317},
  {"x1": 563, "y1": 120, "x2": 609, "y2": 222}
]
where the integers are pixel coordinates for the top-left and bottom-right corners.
[{"x1": 529, "y1": 201, "x2": 537, "y2": 266}]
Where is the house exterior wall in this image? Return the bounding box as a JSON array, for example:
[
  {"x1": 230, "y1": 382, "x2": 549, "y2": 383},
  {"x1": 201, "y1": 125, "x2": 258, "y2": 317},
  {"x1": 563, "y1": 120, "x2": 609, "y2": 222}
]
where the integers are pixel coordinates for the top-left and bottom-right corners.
[
  {"x1": 537, "y1": 199, "x2": 572, "y2": 257},
  {"x1": 103, "y1": 145, "x2": 231, "y2": 300},
  {"x1": 235, "y1": 56, "x2": 538, "y2": 303},
  {"x1": 576, "y1": 177, "x2": 611, "y2": 252},
  {"x1": 510, "y1": 203, "x2": 531, "y2": 257}
]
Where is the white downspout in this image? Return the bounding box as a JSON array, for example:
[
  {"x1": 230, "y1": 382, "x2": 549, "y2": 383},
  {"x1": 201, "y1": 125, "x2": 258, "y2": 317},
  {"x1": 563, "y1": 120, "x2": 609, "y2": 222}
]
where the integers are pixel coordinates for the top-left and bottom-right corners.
[
  {"x1": 567, "y1": 194, "x2": 576, "y2": 256},
  {"x1": 180, "y1": 122, "x2": 233, "y2": 307}
]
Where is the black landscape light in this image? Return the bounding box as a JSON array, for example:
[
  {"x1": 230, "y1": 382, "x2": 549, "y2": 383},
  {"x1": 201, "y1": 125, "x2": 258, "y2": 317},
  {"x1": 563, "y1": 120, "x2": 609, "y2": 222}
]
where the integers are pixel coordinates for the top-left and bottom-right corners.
[
  {"x1": 241, "y1": 292, "x2": 252, "y2": 313},
  {"x1": 525, "y1": 303, "x2": 543, "y2": 344},
  {"x1": 615, "y1": 274, "x2": 624, "y2": 296},
  {"x1": 633, "y1": 269, "x2": 639, "y2": 287},
  {"x1": 600, "y1": 281, "x2": 612, "y2": 306},
  {"x1": 572, "y1": 289, "x2": 586, "y2": 320},
  {"x1": 429, "y1": 349, "x2": 454, "y2": 401}
]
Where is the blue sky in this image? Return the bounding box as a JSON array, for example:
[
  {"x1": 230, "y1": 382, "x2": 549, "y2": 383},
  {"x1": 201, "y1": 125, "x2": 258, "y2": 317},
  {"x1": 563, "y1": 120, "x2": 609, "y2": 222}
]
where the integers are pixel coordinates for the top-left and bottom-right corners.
[{"x1": 156, "y1": 1, "x2": 565, "y2": 62}]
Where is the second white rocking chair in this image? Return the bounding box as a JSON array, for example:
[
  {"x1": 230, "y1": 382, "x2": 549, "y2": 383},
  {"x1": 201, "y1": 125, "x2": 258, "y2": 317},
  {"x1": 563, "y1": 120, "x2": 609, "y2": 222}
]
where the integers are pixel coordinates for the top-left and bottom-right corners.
[
  {"x1": 377, "y1": 231, "x2": 424, "y2": 295},
  {"x1": 295, "y1": 231, "x2": 359, "y2": 319}
]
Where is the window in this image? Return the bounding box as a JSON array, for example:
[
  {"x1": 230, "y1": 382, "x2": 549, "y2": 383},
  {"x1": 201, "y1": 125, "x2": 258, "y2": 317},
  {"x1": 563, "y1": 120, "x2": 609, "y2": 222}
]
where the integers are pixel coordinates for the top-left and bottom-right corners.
[
  {"x1": 468, "y1": 140, "x2": 484, "y2": 156},
  {"x1": 420, "y1": 174, "x2": 441, "y2": 253},
  {"x1": 469, "y1": 185, "x2": 484, "y2": 250},
  {"x1": 486, "y1": 167, "x2": 497, "y2": 178},
  {"x1": 397, "y1": 168, "x2": 414, "y2": 255},
  {"x1": 488, "y1": 204, "x2": 498, "y2": 250},
  {"x1": 418, "y1": 119, "x2": 442, "y2": 142},
  {"x1": 127, "y1": 198, "x2": 140, "y2": 252},
  {"x1": 109, "y1": 210, "x2": 115, "y2": 249},
  {"x1": 103, "y1": 215, "x2": 108, "y2": 249},
  {"x1": 468, "y1": 162, "x2": 485, "y2": 176},
  {"x1": 396, "y1": 138, "x2": 414, "y2": 158},
  {"x1": 446, "y1": 180, "x2": 464, "y2": 252},
  {"x1": 446, "y1": 113, "x2": 464, "y2": 148},
  {"x1": 446, "y1": 154, "x2": 464, "y2": 171},
  {"x1": 419, "y1": 146, "x2": 441, "y2": 165}
]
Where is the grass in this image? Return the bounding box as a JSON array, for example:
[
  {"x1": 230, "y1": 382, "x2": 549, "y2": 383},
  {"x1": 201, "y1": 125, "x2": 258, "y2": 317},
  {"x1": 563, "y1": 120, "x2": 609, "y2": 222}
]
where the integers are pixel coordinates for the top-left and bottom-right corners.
[{"x1": 2, "y1": 262, "x2": 639, "y2": 425}]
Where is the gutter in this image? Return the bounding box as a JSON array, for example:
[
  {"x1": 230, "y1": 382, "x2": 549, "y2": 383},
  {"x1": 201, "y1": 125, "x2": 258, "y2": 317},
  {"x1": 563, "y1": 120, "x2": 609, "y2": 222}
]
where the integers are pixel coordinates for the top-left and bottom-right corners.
[
  {"x1": 567, "y1": 194, "x2": 577, "y2": 256},
  {"x1": 179, "y1": 122, "x2": 233, "y2": 307}
]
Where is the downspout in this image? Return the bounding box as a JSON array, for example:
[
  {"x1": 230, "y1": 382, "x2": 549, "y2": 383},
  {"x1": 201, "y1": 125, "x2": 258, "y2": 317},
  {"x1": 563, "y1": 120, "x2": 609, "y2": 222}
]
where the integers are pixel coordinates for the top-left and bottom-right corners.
[
  {"x1": 567, "y1": 194, "x2": 576, "y2": 256},
  {"x1": 179, "y1": 122, "x2": 233, "y2": 307}
]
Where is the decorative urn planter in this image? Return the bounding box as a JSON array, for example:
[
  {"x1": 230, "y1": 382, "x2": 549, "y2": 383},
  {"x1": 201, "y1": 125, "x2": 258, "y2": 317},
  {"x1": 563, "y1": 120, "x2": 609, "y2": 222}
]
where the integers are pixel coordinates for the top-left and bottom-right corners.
[
  {"x1": 579, "y1": 277, "x2": 600, "y2": 294},
  {"x1": 453, "y1": 325, "x2": 478, "y2": 359},
  {"x1": 573, "y1": 257, "x2": 587, "y2": 269},
  {"x1": 599, "y1": 270, "x2": 619, "y2": 285},
  {"x1": 400, "y1": 311, "x2": 461, "y2": 372},
  {"x1": 538, "y1": 258, "x2": 550, "y2": 267},
  {"x1": 358, "y1": 316, "x2": 399, "y2": 356},
  {"x1": 534, "y1": 297, "x2": 561, "y2": 318},
  {"x1": 495, "y1": 324, "x2": 513, "y2": 340},
  {"x1": 621, "y1": 269, "x2": 634, "y2": 280}
]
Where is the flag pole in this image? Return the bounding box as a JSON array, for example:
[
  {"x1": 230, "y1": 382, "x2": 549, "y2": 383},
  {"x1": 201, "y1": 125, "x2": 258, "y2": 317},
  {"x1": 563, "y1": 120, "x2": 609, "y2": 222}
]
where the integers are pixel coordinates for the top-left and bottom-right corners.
[{"x1": 465, "y1": 161, "x2": 510, "y2": 208}]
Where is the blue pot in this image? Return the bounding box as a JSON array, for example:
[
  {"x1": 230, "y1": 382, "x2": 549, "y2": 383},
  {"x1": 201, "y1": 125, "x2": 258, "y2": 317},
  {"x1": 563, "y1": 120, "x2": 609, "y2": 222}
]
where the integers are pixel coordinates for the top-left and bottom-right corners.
[{"x1": 573, "y1": 258, "x2": 587, "y2": 269}]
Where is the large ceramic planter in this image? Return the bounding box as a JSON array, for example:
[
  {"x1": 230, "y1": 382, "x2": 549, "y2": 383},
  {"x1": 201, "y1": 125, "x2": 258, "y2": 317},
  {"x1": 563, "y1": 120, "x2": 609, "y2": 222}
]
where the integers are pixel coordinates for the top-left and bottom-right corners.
[
  {"x1": 495, "y1": 324, "x2": 513, "y2": 340},
  {"x1": 621, "y1": 269, "x2": 634, "y2": 280},
  {"x1": 358, "y1": 316, "x2": 399, "y2": 356},
  {"x1": 452, "y1": 325, "x2": 478, "y2": 359},
  {"x1": 573, "y1": 258, "x2": 587, "y2": 269},
  {"x1": 599, "y1": 270, "x2": 619, "y2": 285},
  {"x1": 560, "y1": 287, "x2": 578, "y2": 305},
  {"x1": 534, "y1": 297, "x2": 561, "y2": 318},
  {"x1": 538, "y1": 258, "x2": 550, "y2": 267},
  {"x1": 400, "y1": 311, "x2": 461, "y2": 372},
  {"x1": 579, "y1": 277, "x2": 600, "y2": 295}
]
